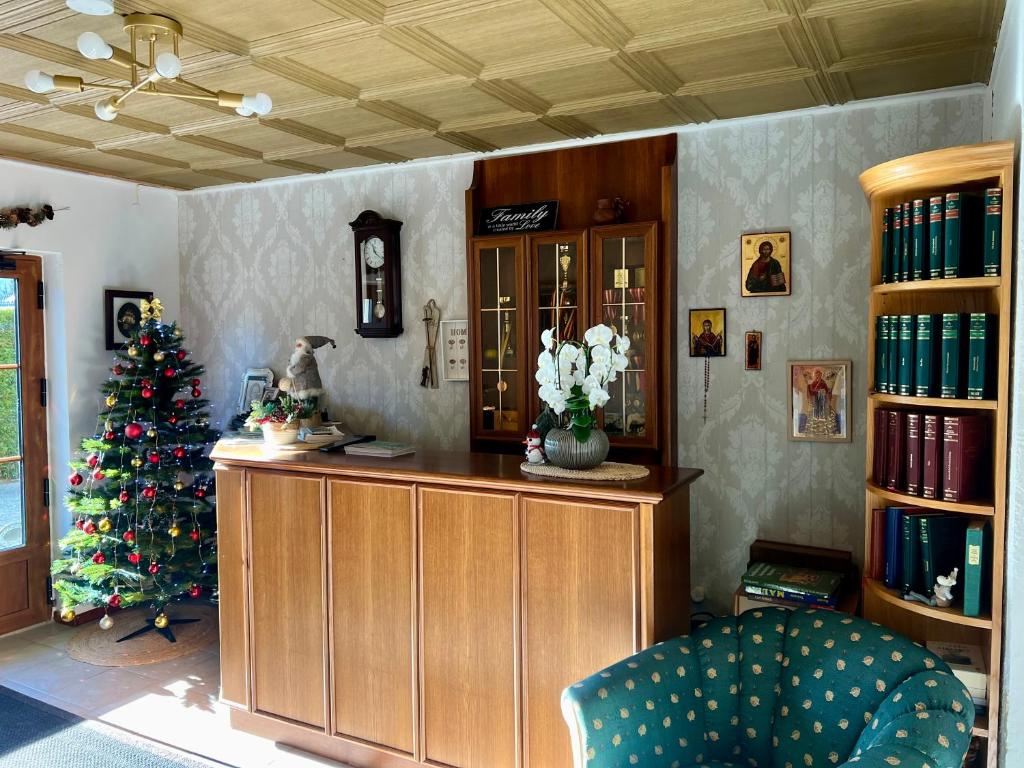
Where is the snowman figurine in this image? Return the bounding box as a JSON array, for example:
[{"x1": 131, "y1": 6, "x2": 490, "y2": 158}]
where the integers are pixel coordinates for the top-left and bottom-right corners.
[
  {"x1": 933, "y1": 567, "x2": 959, "y2": 607},
  {"x1": 524, "y1": 425, "x2": 545, "y2": 464}
]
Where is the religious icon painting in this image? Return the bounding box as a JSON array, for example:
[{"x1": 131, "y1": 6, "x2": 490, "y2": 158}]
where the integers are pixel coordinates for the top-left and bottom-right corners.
[
  {"x1": 689, "y1": 308, "x2": 726, "y2": 357},
  {"x1": 745, "y1": 331, "x2": 762, "y2": 371},
  {"x1": 741, "y1": 231, "x2": 791, "y2": 297},
  {"x1": 788, "y1": 359, "x2": 851, "y2": 442}
]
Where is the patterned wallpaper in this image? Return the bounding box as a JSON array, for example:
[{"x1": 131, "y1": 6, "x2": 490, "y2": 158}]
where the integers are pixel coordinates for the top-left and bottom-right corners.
[{"x1": 179, "y1": 90, "x2": 983, "y2": 611}]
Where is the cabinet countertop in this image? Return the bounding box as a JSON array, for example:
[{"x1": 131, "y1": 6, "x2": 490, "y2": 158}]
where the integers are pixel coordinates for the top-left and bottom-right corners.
[{"x1": 211, "y1": 442, "x2": 702, "y2": 504}]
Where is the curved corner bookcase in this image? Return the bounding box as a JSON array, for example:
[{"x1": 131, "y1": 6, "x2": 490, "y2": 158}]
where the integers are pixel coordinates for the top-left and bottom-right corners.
[{"x1": 859, "y1": 141, "x2": 1014, "y2": 764}]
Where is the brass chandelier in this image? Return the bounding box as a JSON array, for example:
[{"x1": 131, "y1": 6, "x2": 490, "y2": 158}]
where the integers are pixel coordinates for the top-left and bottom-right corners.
[{"x1": 24, "y1": 2, "x2": 272, "y2": 121}]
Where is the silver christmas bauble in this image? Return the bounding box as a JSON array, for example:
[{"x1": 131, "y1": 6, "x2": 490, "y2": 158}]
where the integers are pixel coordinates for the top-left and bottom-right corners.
[{"x1": 99, "y1": 615, "x2": 114, "y2": 631}]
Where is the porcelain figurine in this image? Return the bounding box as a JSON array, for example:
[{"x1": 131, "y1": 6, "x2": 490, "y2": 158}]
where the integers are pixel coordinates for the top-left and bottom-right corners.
[
  {"x1": 933, "y1": 567, "x2": 959, "y2": 607},
  {"x1": 524, "y1": 425, "x2": 545, "y2": 464}
]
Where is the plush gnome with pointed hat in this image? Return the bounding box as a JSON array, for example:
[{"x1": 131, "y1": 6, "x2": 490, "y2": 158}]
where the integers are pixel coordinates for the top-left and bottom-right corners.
[{"x1": 279, "y1": 335, "x2": 337, "y2": 400}]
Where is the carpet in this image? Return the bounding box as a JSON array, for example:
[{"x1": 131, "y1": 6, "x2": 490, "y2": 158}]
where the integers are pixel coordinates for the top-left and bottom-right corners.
[
  {"x1": 0, "y1": 686, "x2": 218, "y2": 768},
  {"x1": 67, "y1": 604, "x2": 218, "y2": 667}
]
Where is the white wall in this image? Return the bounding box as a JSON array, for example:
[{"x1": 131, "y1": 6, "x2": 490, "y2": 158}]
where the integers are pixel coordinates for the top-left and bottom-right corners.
[
  {"x1": 0, "y1": 160, "x2": 180, "y2": 547},
  {"x1": 987, "y1": 0, "x2": 1023, "y2": 763}
]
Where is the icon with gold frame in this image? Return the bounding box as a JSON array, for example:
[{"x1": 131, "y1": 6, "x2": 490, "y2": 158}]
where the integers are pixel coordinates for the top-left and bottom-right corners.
[
  {"x1": 741, "y1": 231, "x2": 791, "y2": 297},
  {"x1": 788, "y1": 359, "x2": 851, "y2": 442},
  {"x1": 689, "y1": 308, "x2": 726, "y2": 357}
]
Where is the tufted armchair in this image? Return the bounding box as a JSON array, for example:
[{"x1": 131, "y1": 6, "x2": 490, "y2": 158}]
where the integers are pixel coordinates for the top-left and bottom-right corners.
[{"x1": 562, "y1": 608, "x2": 974, "y2": 768}]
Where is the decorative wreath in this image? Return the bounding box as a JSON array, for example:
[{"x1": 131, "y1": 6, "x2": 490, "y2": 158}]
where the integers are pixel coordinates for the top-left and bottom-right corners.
[{"x1": 0, "y1": 204, "x2": 55, "y2": 230}]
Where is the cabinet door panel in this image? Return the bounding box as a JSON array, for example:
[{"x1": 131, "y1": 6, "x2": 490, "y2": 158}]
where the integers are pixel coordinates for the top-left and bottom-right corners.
[
  {"x1": 249, "y1": 472, "x2": 325, "y2": 728},
  {"x1": 420, "y1": 488, "x2": 518, "y2": 768},
  {"x1": 522, "y1": 497, "x2": 637, "y2": 768},
  {"x1": 216, "y1": 468, "x2": 247, "y2": 708},
  {"x1": 330, "y1": 480, "x2": 415, "y2": 753}
]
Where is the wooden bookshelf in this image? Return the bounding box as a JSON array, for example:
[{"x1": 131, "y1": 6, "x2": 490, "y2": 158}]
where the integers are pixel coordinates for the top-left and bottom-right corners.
[{"x1": 860, "y1": 141, "x2": 1013, "y2": 768}]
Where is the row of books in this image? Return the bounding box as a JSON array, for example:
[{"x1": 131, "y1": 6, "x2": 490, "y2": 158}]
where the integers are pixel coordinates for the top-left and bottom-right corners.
[
  {"x1": 879, "y1": 188, "x2": 1001, "y2": 283},
  {"x1": 740, "y1": 561, "x2": 843, "y2": 608},
  {"x1": 873, "y1": 313, "x2": 996, "y2": 399},
  {"x1": 926, "y1": 641, "x2": 988, "y2": 710},
  {"x1": 872, "y1": 410, "x2": 990, "y2": 503},
  {"x1": 868, "y1": 507, "x2": 991, "y2": 617}
]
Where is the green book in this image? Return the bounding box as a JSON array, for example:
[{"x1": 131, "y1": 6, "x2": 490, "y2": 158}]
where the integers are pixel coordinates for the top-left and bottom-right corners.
[
  {"x1": 900, "y1": 201, "x2": 911, "y2": 282},
  {"x1": 914, "y1": 314, "x2": 941, "y2": 397},
  {"x1": 944, "y1": 192, "x2": 983, "y2": 277},
  {"x1": 967, "y1": 313, "x2": 997, "y2": 400},
  {"x1": 888, "y1": 315, "x2": 900, "y2": 395},
  {"x1": 928, "y1": 195, "x2": 944, "y2": 279},
  {"x1": 892, "y1": 204, "x2": 904, "y2": 281},
  {"x1": 897, "y1": 314, "x2": 915, "y2": 396},
  {"x1": 940, "y1": 313, "x2": 968, "y2": 398},
  {"x1": 740, "y1": 562, "x2": 842, "y2": 600},
  {"x1": 902, "y1": 511, "x2": 940, "y2": 593},
  {"x1": 918, "y1": 515, "x2": 968, "y2": 599},
  {"x1": 876, "y1": 315, "x2": 890, "y2": 393},
  {"x1": 963, "y1": 520, "x2": 991, "y2": 617},
  {"x1": 881, "y1": 207, "x2": 893, "y2": 283},
  {"x1": 910, "y1": 198, "x2": 926, "y2": 280},
  {"x1": 983, "y1": 188, "x2": 1002, "y2": 277}
]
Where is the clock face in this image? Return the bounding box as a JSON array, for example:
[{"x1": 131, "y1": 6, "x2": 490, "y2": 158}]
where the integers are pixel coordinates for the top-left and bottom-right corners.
[{"x1": 362, "y1": 236, "x2": 385, "y2": 269}]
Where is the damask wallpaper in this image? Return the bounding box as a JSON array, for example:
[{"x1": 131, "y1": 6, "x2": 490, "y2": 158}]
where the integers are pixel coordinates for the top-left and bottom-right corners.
[{"x1": 179, "y1": 89, "x2": 984, "y2": 612}]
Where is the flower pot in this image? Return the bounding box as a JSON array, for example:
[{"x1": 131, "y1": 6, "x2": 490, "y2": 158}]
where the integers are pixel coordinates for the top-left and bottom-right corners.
[
  {"x1": 261, "y1": 422, "x2": 299, "y2": 446},
  {"x1": 543, "y1": 427, "x2": 609, "y2": 470}
]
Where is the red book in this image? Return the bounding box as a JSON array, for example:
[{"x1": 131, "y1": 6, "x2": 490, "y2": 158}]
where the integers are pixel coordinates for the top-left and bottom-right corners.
[
  {"x1": 873, "y1": 409, "x2": 889, "y2": 485},
  {"x1": 905, "y1": 413, "x2": 922, "y2": 495},
  {"x1": 869, "y1": 507, "x2": 886, "y2": 580},
  {"x1": 943, "y1": 414, "x2": 990, "y2": 503},
  {"x1": 886, "y1": 410, "x2": 906, "y2": 491},
  {"x1": 922, "y1": 414, "x2": 943, "y2": 499}
]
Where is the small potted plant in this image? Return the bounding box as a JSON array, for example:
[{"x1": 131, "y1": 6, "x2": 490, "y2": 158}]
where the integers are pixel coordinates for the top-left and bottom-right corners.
[
  {"x1": 535, "y1": 324, "x2": 629, "y2": 470},
  {"x1": 244, "y1": 395, "x2": 315, "y2": 446}
]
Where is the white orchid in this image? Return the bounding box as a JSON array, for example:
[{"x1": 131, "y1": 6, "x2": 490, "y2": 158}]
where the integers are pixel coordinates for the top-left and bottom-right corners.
[
  {"x1": 588, "y1": 387, "x2": 610, "y2": 409},
  {"x1": 541, "y1": 327, "x2": 556, "y2": 351},
  {"x1": 584, "y1": 323, "x2": 614, "y2": 347}
]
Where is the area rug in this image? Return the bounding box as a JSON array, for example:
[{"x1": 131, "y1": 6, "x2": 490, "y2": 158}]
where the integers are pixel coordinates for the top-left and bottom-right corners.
[
  {"x1": 67, "y1": 604, "x2": 218, "y2": 667},
  {"x1": 0, "y1": 686, "x2": 218, "y2": 768}
]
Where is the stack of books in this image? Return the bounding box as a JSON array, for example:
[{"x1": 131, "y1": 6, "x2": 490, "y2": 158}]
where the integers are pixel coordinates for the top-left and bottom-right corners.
[
  {"x1": 926, "y1": 641, "x2": 988, "y2": 713},
  {"x1": 873, "y1": 312, "x2": 997, "y2": 399},
  {"x1": 879, "y1": 188, "x2": 1001, "y2": 283},
  {"x1": 871, "y1": 410, "x2": 991, "y2": 503},
  {"x1": 344, "y1": 440, "x2": 415, "y2": 458},
  {"x1": 868, "y1": 508, "x2": 991, "y2": 617},
  {"x1": 740, "y1": 562, "x2": 843, "y2": 609}
]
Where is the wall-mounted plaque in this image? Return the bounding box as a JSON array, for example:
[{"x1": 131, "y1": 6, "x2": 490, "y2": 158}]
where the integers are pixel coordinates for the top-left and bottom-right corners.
[{"x1": 477, "y1": 201, "x2": 558, "y2": 235}]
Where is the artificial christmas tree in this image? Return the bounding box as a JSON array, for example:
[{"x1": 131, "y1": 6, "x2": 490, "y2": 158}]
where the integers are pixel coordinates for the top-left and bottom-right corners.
[{"x1": 52, "y1": 297, "x2": 219, "y2": 640}]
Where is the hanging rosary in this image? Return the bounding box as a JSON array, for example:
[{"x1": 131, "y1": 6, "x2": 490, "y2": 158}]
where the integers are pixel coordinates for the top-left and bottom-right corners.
[{"x1": 703, "y1": 353, "x2": 711, "y2": 424}]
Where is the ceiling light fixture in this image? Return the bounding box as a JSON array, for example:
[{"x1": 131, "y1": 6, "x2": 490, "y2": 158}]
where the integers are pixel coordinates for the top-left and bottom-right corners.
[{"x1": 30, "y1": 12, "x2": 272, "y2": 121}]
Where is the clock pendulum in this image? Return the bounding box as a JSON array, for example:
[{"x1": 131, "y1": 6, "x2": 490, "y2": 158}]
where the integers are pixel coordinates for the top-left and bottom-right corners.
[{"x1": 374, "y1": 273, "x2": 386, "y2": 319}]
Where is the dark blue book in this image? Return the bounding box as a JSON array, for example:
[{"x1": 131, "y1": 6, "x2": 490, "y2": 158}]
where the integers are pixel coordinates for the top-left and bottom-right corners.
[{"x1": 884, "y1": 507, "x2": 904, "y2": 590}]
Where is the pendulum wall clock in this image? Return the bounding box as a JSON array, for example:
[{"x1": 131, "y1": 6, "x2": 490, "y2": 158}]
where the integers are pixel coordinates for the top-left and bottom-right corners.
[{"x1": 349, "y1": 209, "x2": 403, "y2": 338}]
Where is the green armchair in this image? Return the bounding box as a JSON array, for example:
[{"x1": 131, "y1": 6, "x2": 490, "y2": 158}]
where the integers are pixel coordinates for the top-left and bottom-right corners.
[{"x1": 562, "y1": 608, "x2": 974, "y2": 768}]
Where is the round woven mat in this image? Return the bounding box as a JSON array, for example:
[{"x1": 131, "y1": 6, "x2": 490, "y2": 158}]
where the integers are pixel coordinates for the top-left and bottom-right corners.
[
  {"x1": 67, "y1": 603, "x2": 218, "y2": 667},
  {"x1": 520, "y1": 461, "x2": 650, "y2": 481}
]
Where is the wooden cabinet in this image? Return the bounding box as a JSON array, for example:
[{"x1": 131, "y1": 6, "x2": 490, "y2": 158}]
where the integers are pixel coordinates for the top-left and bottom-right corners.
[
  {"x1": 329, "y1": 480, "x2": 416, "y2": 754},
  {"x1": 420, "y1": 488, "x2": 518, "y2": 768},
  {"x1": 248, "y1": 471, "x2": 326, "y2": 728},
  {"x1": 213, "y1": 445, "x2": 700, "y2": 768}
]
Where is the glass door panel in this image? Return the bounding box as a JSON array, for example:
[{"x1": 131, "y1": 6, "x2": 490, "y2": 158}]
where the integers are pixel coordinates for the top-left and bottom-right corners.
[
  {"x1": 474, "y1": 239, "x2": 523, "y2": 436},
  {"x1": 0, "y1": 279, "x2": 24, "y2": 553},
  {"x1": 532, "y1": 232, "x2": 586, "y2": 346}
]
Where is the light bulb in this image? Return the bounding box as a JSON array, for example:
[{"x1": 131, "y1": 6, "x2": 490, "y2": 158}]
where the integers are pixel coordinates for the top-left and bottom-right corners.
[
  {"x1": 24, "y1": 69, "x2": 54, "y2": 94},
  {"x1": 235, "y1": 105, "x2": 255, "y2": 117},
  {"x1": 240, "y1": 92, "x2": 272, "y2": 116},
  {"x1": 66, "y1": 0, "x2": 114, "y2": 14},
  {"x1": 94, "y1": 98, "x2": 119, "y2": 122},
  {"x1": 77, "y1": 31, "x2": 113, "y2": 60},
  {"x1": 154, "y1": 52, "x2": 182, "y2": 79}
]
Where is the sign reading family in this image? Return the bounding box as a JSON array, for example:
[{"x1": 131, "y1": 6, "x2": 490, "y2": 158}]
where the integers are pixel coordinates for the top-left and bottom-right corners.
[{"x1": 477, "y1": 201, "x2": 559, "y2": 235}]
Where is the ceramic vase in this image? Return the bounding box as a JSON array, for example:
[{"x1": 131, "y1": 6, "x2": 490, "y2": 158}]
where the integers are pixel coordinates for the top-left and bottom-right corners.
[
  {"x1": 593, "y1": 198, "x2": 616, "y2": 225},
  {"x1": 261, "y1": 422, "x2": 299, "y2": 446},
  {"x1": 543, "y1": 427, "x2": 609, "y2": 470}
]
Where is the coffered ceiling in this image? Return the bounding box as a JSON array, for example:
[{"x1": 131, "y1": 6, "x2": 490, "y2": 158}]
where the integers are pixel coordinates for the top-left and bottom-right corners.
[{"x1": 0, "y1": 0, "x2": 1004, "y2": 189}]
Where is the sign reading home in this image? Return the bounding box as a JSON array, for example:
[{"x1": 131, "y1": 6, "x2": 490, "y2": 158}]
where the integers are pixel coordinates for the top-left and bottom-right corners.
[{"x1": 478, "y1": 201, "x2": 559, "y2": 235}]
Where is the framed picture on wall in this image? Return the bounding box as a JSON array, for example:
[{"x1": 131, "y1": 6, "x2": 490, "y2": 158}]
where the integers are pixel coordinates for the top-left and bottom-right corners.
[
  {"x1": 104, "y1": 289, "x2": 153, "y2": 350},
  {"x1": 745, "y1": 331, "x2": 762, "y2": 371},
  {"x1": 440, "y1": 319, "x2": 470, "y2": 381},
  {"x1": 741, "y1": 231, "x2": 791, "y2": 297},
  {"x1": 688, "y1": 308, "x2": 726, "y2": 357},
  {"x1": 788, "y1": 359, "x2": 851, "y2": 442}
]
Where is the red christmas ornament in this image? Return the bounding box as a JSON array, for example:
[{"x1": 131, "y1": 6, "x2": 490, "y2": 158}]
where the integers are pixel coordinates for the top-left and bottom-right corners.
[
  {"x1": 168, "y1": 416, "x2": 178, "y2": 425},
  {"x1": 140, "y1": 334, "x2": 151, "y2": 346},
  {"x1": 112, "y1": 364, "x2": 124, "y2": 375},
  {"x1": 127, "y1": 552, "x2": 141, "y2": 565},
  {"x1": 69, "y1": 472, "x2": 83, "y2": 487},
  {"x1": 173, "y1": 446, "x2": 186, "y2": 459},
  {"x1": 118, "y1": 489, "x2": 130, "y2": 503},
  {"x1": 87, "y1": 454, "x2": 99, "y2": 468},
  {"x1": 92, "y1": 552, "x2": 105, "y2": 564},
  {"x1": 142, "y1": 486, "x2": 157, "y2": 499},
  {"x1": 148, "y1": 562, "x2": 160, "y2": 575},
  {"x1": 108, "y1": 593, "x2": 121, "y2": 608},
  {"x1": 189, "y1": 529, "x2": 200, "y2": 541},
  {"x1": 191, "y1": 378, "x2": 201, "y2": 388},
  {"x1": 122, "y1": 530, "x2": 135, "y2": 543},
  {"x1": 93, "y1": 470, "x2": 105, "y2": 481},
  {"x1": 176, "y1": 349, "x2": 187, "y2": 361},
  {"x1": 124, "y1": 422, "x2": 143, "y2": 440},
  {"x1": 148, "y1": 451, "x2": 160, "y2": 464},
  {"x1": 174, "y1": 399, "x2": 186, "y2": 409},
  {"x1": 84, "y1": 521, "x2": 97, "y2": 534},
  {"x1": 75, "y1": 519, "x2": 84, "y2": 530},
  {"x1": 189, "y1": 585, "x2": 202, "y2": 598},
  {"x1": 141, "y1": 378, "x2": 152, "y2": 388},
  {"x1": 163, "y1": 366, "x2": 177, "y2": 379},
  {"x1": 192, "y1": 387, "x2": 202, "y2": 398},
  {"x1": 194, "y1": 487, "x2": 207, "y2": 499},
  {"x1": 141, "y1": 387, "x2": 154, "y2": 399},
  {"x1": 103, "y1": 430, "x2": 116, "y2": 441}
]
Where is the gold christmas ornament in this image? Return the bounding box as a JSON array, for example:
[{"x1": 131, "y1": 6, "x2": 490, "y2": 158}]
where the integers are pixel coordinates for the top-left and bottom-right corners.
[
  {"x1": 131, "y1": 456, "x2": 144, "y2": 468},
  {"x1": 147, "y1": 428, "x2": 158, "y2": 438},
  {"x1": 174, "y1": 327, "x2": 183, "y2": 338},
  {"x1": 168, "y1": 525, "x2": 181, "y2": 538},
  {"x1": 154, "y1": 613, "x2": 169, "y2": 629},
  {"x1": 105, "y1": 394, "x2": 117, "y2": 407},
  {"x1": 99, "y1": 614, "x2": 114, "y2": 631},
  {"x1": 98, "y1": 517, "x2": 112, "y2": 533},
  {"x1": 173, "y1": 481, "x2": 185, "y2": 492},
  {"x1": 153, "y1": 351, "x2": 166, "y2": 362},
  {"x1": 60, "y1": 608, "x2": 75, "y2": 623},
  {"x1": 127, "y1": 345, "x2": 139, "y2": 358},
  {"x1": 141, "y1": 297, "x2": 164, "y2": 321},
  {"x1": 104, "y1": 420, "x2": 114, "y2": 431}
]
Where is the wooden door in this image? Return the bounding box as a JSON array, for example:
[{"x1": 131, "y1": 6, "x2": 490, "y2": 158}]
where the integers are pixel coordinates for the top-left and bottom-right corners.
[
  {"x1": 419, "y1": 487, "x2": 518, "y2": 768},
  {"x1": 248, "y1": 471, "x2": 326, "y2": 729},
  {"x1": 215, "y1": 468, "x2": 247, "y2": 708},
  {"x1": 521, "y1": 497, "x2": 638, "y2": 768},
  {"x1": 0, "y1": 255, "x2": 48, "y2": 636},
  {"x1": 329, "y1": 479, "x2": 416, "y2": 754}
]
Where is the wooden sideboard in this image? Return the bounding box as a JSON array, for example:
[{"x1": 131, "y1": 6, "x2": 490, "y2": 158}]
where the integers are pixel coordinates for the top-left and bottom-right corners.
[{"x1": 211, "y1": 442, "x2": 701, "y2": 768}]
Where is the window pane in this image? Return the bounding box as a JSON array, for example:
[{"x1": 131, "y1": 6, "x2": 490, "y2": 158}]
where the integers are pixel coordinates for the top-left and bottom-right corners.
[
  {"x1": 0, "y1": 278, "x2": 18, "y2": 365},
  {"x1": 0, "y1": 461, "x2": 24, "y2": 552},
  {"x1": 0, "y1": 368, "x2": 22, "y2": 458}
]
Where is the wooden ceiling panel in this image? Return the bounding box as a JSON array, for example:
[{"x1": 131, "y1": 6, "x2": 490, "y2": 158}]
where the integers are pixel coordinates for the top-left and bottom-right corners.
[{"x1": 0, "y1": 0, "x2": 1005, "y2": 187}]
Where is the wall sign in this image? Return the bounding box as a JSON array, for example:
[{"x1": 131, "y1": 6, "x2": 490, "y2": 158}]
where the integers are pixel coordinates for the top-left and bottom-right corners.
[
  {"x1": 440, "y1": 319, "x2": 469, "y2": 381},
  {"x1": 477, "y1": 201, "x2": 558, "y2": 235}
]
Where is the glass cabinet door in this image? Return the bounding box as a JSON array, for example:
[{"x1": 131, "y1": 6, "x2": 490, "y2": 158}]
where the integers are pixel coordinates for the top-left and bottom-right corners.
[
  {"x1": 530, "y1": 231, "x2": 587, "y2": 346},
  {"x1": 591, "y1": 224, "x2": 657, "y2": 445},
  {"x1": 472, "y1": 237, "x2": 524, "y2": 437}
]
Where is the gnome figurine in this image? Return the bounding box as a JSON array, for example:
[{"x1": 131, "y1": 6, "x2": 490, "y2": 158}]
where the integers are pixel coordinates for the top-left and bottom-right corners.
[{"x1": 279, "y1": 335, "x2": 336, "y2": 400}]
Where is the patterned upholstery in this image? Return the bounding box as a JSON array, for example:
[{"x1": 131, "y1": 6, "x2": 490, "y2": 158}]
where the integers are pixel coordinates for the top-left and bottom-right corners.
[{"x1": 561, "y1": 608, "x2": 973, "y2": 768}]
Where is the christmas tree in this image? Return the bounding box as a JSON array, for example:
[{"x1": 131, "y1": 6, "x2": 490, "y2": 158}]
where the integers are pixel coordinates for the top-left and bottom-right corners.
[{"x1": 52, "y1": 297, "x2": 219, "y2": 634}]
